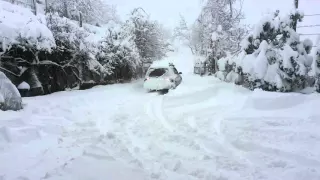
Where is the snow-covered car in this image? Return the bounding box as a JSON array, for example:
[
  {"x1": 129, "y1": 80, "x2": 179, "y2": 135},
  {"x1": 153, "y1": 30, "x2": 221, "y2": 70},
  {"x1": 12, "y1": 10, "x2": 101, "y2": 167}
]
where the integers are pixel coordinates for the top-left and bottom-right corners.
[{"x1": 143, "y1": 62, "x2": 182, "y2": 93}]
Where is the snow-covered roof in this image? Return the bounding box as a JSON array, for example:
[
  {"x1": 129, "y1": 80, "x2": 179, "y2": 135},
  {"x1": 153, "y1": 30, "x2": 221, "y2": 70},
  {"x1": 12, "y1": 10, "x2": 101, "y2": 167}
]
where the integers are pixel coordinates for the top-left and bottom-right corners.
[{"x1": 149, "y1": 60, "x2": 175, "y2": 68}]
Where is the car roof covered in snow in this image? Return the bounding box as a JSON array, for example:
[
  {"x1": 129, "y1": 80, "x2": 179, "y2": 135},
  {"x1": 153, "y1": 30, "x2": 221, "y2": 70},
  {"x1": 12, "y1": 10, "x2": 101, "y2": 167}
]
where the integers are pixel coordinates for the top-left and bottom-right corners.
[{"x1": 149, "y1": 61, "x2": 175, "y2": 69}]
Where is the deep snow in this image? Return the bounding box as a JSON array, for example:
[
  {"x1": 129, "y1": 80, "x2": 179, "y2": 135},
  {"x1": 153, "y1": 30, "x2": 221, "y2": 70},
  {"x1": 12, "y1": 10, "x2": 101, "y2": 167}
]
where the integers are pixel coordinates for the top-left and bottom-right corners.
[{"x1": 1, "y1": 72, "x2": 320, "y2": 179}]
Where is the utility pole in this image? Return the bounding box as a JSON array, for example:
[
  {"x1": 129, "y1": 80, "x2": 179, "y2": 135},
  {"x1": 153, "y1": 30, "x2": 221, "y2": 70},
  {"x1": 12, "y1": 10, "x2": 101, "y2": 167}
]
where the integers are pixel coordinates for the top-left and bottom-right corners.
[
  {"x1": 63, "y1": 0, "x2": 69, "y2": 18},
  {"x1": 229, "y1": 0, "x2": 233, "y2": 17},
  {"x1": 45, "y1": 0, "x2": 48, "y2": 14},
  {"x1": 293, "y1": 0, "x2": 299, "y2": 31},
  {"x1": 32, "y1": 0, "x2": 37, "y2": 15},
  {"x1": 79, "y1": 12, "x2": 83, "y2": 27}
]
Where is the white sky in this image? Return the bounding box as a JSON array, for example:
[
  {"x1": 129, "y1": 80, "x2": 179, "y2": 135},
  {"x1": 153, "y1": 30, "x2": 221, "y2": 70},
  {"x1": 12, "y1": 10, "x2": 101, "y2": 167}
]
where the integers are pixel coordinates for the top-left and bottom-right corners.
[
  {"x1": 107, "y1": 0, "x2": 203, "y2": 29},
  {"x1": 108, "y1": 0, "x2": 320, "y2": 43}
]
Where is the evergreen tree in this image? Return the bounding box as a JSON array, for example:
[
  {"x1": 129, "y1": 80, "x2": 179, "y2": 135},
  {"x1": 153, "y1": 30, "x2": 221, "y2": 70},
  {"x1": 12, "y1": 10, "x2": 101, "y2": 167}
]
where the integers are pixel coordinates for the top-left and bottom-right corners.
[
  {"x1": 311, "y1": 45, "x2": 320, "y2": 92},
  {"x1": 223, "y1": 10, "x2": 313, "y2": 92}
]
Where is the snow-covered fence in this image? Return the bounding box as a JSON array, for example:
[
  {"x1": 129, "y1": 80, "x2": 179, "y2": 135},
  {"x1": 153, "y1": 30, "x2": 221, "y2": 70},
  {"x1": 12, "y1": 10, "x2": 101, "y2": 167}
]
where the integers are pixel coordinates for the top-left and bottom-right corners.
[{"x1": 3, "y1": 0, "x2": 37, "y2": 15}]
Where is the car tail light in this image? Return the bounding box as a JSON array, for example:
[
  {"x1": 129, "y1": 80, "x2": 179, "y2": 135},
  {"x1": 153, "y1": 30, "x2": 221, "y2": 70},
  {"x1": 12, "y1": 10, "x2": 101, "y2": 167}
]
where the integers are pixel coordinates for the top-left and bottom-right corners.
[{"x1": 166, "y1": 78, "x2": 174, "y2": 82}]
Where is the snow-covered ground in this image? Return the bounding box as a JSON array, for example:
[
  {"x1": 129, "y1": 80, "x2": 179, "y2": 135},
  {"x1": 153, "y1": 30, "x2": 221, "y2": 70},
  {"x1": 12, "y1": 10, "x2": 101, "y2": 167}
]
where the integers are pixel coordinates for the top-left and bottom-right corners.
[
  {"x1": 1, "y1": 75, "x2": 320, "y2": 180},
  {"x1": 1, "y1": 47, "x2": 320, "y2": 180}
]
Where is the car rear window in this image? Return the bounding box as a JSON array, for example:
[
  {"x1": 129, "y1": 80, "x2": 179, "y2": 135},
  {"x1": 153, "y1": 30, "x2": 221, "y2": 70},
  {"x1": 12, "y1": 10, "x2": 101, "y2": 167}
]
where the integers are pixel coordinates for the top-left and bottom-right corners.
[{"x1": 148, "y1": 68, "x2": 167, "y2": 77}]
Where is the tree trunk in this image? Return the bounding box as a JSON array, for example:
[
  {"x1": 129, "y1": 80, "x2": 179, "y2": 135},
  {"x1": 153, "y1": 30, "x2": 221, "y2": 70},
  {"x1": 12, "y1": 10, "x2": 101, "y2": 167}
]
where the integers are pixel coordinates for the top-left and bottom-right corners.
[
  {"x1": 293, "y1": 0, "x2": 299, "y2": 31},
  {"x1": 229, "y1": 0, "x2": 233, "y2": 17}
]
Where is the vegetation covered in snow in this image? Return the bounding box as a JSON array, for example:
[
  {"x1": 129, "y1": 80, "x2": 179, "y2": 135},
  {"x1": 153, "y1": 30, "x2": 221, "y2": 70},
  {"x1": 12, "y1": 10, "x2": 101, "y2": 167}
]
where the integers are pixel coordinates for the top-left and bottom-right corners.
[
  {"x1": 216, "y1": 10, "x2": 317, "y2": 92},
  {"x1": 174, "y1": 0, "x2": 248, "y2": 74},
  {"x1": 0, "y1": 0, "x2": 171, "y2": 102}
]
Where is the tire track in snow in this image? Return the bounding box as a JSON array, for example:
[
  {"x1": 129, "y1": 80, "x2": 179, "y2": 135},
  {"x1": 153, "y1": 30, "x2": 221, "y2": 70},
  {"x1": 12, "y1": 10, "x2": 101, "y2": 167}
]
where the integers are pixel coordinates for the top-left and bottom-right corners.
[
  {"x1": 212, "y1": 112, "x2": 254, "y2": 166},
  {"x1": 231, "y1": 140, "x2": 320, "y2": 168},
  {"x1": 144, "y1": 95, "x2": 217, "y2": 157},
  {"x1": 146, "y1": 92, "x2": 253, "y2": 163},
  {"x1": 163, "y1": 87, "x2": 258, "y2": 179}
]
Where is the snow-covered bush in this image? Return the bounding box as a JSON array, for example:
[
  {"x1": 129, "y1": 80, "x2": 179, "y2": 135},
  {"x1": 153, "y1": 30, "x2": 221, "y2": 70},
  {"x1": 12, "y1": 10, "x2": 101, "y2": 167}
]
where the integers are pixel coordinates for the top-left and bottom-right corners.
[
  {"x1": 0, "y1": 0, "x2": 55, "y2": 53},
  {"x1": 0, "y1": 72, "x2": 22, "y2": 111},
  {"x1": 0, "y1": 1, "x2": 56, "y2": 96},
  {"x1": 47, "y1": 14, "x2": 142, "y2": 84},
  {"x1": 46, "y1": 14, "x2": 108, "y2": 84},
  {"x1": 218, "y1": 10, "x2": 314, "y2": 92}
]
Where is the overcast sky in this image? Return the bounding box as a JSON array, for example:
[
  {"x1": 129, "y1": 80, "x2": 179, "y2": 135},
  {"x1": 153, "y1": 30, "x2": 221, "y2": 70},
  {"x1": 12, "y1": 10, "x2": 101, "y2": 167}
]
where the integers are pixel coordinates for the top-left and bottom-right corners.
[{"x1": 108, "y1": 0, "x2": 320, "y2": 43}]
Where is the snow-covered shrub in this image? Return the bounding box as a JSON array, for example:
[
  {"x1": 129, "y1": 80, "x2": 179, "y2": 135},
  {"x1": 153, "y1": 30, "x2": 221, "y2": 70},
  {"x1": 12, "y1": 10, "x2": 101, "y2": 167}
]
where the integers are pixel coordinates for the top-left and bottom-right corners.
[
  {"x1": 0, "y1": 72, "x2": 22, "y2": 111},
  {"x1": 219, "y1": 10, "x2": 313, "y2": 92},
  {"x1": 0, "y1": 1, "x2": 56, "y2": 96},
  {"x1": 46, "y1": 13, "x2": 107, "y2": 85},
  {"x1": 0, "y1": 0, "x2": 56, "y2": 53}
]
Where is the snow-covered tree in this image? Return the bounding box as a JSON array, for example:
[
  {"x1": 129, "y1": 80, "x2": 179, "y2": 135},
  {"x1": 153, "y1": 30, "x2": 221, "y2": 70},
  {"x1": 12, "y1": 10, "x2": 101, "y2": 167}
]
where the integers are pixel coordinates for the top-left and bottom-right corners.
[
  {"x1": 96, "y1": 26, "x2": 141, "y2": 81},
  {"x1": 194, "y1": 0, "x2": 246, "y2": 55},
  {"x1": 124, "y1": 8, "x2": 171, "y2": 63},
  {"x1": 174, "y1": 0, "x2": 247, "y2": 74},
  {"x1": 219, "y1": 10, "x2": 314, "y2": 92},
  {"x1": 46, "y1": 0, "x2": 119, "y2": 25},
  {"x1": 310, "y1": 44, "x2": 320, "y2": 92},
  {"x1": 173, "y1": 15, "x2": 196, "y2": 54}
]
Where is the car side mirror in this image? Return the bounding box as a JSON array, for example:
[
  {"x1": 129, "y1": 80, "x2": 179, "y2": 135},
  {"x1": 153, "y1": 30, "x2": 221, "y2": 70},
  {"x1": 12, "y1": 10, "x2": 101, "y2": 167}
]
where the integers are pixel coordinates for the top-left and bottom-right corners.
[{"x1": 179, "y1": 72, "x2": 182, "y2": 74}]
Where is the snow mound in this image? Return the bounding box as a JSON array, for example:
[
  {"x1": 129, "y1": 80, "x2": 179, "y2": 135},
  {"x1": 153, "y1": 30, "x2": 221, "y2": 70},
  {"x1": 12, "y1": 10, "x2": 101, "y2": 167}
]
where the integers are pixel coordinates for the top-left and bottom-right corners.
[
  {"x1": 0, "y1": 72, "x2": 22, "y2": 111},
  {"x1": 0, "y1": 0, "x2": 55, "y2": 51},
  {"x1": 18, "y1": 81, "x2": 30, "y2": 90}
]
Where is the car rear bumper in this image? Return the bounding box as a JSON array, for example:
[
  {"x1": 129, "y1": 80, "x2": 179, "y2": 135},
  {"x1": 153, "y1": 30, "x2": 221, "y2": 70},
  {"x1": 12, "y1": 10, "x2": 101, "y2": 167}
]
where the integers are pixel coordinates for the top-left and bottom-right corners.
[{"x1": 143, "y1": 79, "x2": 174, "y2": 90}]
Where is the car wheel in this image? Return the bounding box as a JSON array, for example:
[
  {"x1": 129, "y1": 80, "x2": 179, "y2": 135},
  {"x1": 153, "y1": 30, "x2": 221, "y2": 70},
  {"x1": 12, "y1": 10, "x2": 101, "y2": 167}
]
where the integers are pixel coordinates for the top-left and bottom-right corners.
[{"x1": 159, "y1": 89, "x2": 169, "y2": 94}]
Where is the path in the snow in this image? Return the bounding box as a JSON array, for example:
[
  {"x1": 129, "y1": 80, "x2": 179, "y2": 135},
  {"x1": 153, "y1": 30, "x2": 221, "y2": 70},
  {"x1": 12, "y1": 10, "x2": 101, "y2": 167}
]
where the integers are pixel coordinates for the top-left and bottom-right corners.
[{"x1": 1, "y1": 74, "x2": 320, "y2": 180}]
